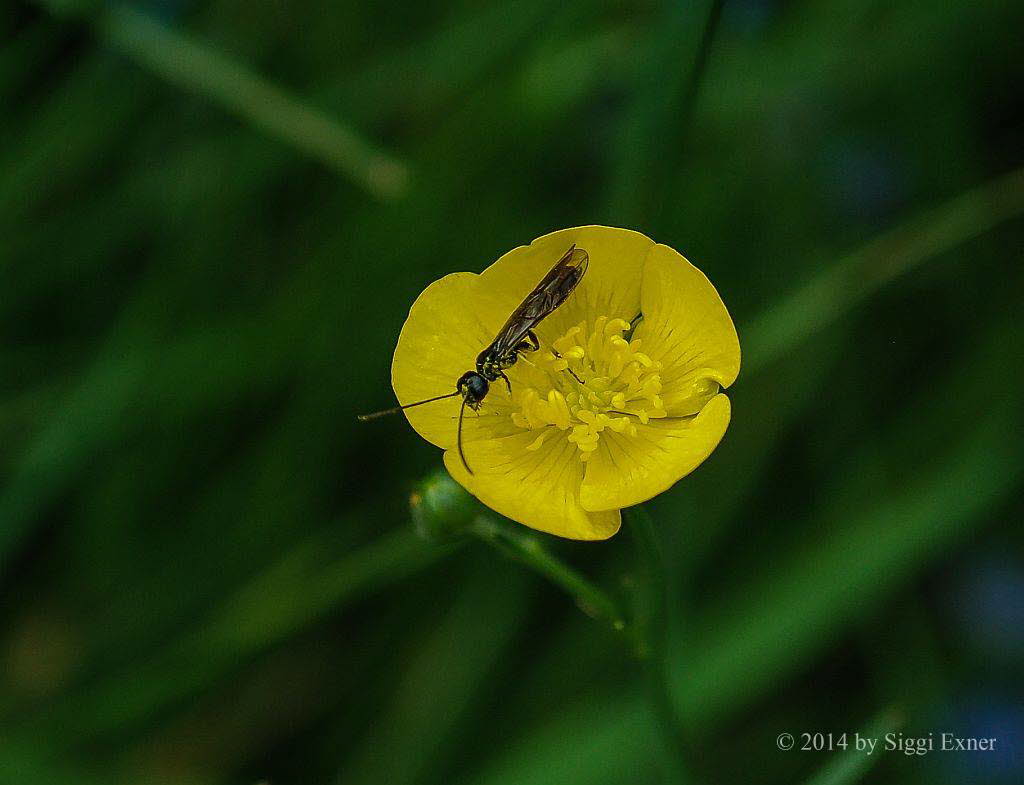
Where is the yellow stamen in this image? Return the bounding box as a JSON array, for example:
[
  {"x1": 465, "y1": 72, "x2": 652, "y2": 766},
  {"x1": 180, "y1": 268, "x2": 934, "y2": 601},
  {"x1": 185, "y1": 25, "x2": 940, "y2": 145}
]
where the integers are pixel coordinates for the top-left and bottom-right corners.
[{"x1": 511, "y1": 316, "x2": 667, "y2": 461}]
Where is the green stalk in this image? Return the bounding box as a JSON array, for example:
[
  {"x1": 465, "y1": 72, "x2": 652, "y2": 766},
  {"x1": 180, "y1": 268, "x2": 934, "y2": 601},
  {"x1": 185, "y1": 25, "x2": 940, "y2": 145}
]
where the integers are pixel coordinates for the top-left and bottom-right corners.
[
  {"x1": 466, "y1": 515, "x2": 627, "y2": 635},
  {"x1": 627, "y1": 505, "x2": 695, "y2": 784}
]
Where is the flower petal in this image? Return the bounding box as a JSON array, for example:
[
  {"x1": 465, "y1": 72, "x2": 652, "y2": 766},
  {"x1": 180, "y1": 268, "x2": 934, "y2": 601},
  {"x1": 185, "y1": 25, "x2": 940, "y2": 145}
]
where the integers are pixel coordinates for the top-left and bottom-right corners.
[
  {"x1": 633, "y1": 246, "x2": 740, "y2": 415},
  {"x1": 579, "y1": 393, "x2": 731, "y2": 511},
  {"x1": 391, "y1": 273, "x2": 515, "y2": 449},
  {"x1": 475, "y1": 226, "x2": 655, "y2": 344},
  {"x1": 444, "y1": 430, "x2": 621, "y2": 540}
]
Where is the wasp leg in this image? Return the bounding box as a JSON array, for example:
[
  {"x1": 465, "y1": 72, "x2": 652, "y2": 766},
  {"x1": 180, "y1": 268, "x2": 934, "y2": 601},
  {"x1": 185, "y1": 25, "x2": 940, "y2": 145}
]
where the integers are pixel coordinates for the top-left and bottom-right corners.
[
  {"x1": 563, "y1": 366, "x2": 584, "y2": 384},
  {"x1": 550, "y1": 347, "x2": 584, "y2": 384},
  {"x1": 514, "y1": 330, "x2": 541, "y2": 354},
  {"x1": 498, "y1": 371, "x2": 512, "y2": 396},
  {"x1": 625, "y1": 311, "x2": 643, "y2": 340}
]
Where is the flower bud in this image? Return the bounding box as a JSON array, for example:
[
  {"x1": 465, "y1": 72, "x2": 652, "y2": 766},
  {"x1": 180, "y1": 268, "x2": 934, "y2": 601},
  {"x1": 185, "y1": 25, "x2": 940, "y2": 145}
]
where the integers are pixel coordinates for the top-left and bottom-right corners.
[{"x1": 410, "y1": 470, "x2": 478, "y2": 542}]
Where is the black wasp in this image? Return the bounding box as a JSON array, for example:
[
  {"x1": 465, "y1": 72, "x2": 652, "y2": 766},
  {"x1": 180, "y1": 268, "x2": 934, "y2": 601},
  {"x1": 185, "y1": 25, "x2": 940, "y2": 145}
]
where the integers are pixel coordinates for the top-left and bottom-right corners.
[{"x1": 359, "y1": 244, "x2": 589, "y2": 474}]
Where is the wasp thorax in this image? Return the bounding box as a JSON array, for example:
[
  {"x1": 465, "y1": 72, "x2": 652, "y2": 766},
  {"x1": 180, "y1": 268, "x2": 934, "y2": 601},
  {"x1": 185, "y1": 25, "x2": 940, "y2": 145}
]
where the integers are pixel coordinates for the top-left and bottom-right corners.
[{"x1": 510, "y1": 316, "x2": 668, "y2": 461}]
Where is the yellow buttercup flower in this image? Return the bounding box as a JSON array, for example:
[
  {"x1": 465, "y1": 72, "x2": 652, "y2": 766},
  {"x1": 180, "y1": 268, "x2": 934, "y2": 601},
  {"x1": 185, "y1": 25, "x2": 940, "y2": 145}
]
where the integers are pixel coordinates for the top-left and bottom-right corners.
[{"x1": 391, "y1": 226, "x2": 740, "y2": 540}]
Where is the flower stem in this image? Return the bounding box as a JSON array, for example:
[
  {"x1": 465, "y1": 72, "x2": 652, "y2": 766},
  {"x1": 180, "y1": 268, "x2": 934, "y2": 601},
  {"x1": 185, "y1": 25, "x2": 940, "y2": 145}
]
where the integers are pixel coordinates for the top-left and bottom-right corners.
[
  {"x1": 466, "y1": 515, "x2": 627, "y2": 635},
  {"x1": 627, "y1": 505, "x2": 696, "y2": 784}
]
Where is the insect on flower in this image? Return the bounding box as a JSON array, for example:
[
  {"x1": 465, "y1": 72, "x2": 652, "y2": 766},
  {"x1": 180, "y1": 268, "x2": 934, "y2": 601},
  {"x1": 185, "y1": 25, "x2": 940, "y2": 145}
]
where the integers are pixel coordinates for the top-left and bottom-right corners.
[
  {"x1": 364, "y1": 227, "x2": 739, "y2": 540},
  {"x1": 359, "y1": 245, "x2": 590, "y2": 474}
]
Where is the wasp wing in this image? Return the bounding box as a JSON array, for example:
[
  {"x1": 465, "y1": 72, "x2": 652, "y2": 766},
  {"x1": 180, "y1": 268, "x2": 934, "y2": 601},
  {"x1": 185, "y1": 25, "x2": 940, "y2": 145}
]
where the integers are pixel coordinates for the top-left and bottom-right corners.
[{"x1": 486, "y1": 245, "x2": 589, "y2": 357}]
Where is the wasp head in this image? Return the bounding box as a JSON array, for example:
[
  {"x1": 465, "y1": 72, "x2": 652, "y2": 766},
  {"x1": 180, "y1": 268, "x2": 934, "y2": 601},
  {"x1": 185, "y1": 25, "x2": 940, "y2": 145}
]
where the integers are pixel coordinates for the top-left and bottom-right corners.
[{"x1": 457, "y1": 371, "x2": 489, "y2": 409}]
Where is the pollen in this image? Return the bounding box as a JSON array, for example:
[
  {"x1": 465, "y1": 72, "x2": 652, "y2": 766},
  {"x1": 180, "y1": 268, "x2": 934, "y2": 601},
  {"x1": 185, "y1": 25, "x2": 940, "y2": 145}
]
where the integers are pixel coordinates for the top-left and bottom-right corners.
[{"x1": 510, "y1": 316, "x2": 667, "y2": 461}]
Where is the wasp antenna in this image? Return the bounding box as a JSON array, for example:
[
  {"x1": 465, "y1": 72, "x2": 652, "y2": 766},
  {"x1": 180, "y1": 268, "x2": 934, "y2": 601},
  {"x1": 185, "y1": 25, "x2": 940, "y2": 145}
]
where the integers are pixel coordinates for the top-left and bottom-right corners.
[
  {"x1": 457, "y1": 397, "x2": 473, "y2": 475},
  {"x1": 357, "y1": 390, "x2": 460, "y2": 421}
]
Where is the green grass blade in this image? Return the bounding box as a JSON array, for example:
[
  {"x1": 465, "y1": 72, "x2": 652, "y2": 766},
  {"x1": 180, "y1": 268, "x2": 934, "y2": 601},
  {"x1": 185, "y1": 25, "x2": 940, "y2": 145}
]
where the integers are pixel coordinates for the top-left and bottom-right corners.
[
  {"x1": 37, "y1": 1, "x2": 408, "y2": 198},
  {"x1": 744, "y1": 165, "x2": 1024, "y2": 373},
  {"x1": 803, "y1": 708, "x2": 904, "y2": 785}
]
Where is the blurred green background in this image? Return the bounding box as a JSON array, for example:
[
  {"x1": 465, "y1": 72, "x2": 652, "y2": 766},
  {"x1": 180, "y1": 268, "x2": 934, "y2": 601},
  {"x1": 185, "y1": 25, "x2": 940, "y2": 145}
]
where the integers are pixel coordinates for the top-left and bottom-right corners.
[{"x1": 3, "y1": 0, "x2": 1023, "y2": 783}]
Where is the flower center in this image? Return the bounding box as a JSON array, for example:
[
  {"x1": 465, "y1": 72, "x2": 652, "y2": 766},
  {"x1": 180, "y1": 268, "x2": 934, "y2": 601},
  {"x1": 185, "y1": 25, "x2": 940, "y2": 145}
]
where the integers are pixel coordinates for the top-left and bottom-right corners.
[{"x1": 510, "y1": 316, "x2": 666, "y2": 461}]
